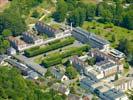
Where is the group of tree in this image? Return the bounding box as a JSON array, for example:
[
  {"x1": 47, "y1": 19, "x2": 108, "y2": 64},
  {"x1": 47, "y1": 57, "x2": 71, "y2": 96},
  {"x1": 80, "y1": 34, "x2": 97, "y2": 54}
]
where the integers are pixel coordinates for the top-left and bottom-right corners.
[
  {"x1": 66, "y1": 66, "x2": 78, "y2": 79},
  {"x1": 0, "y1": 0, "x2": 44, "y2": 36},
  {"x1": 0, "y1": 0, "x2": 44, "y2": 54},
  {"x1": 0, "y1": 36, "x2": 10, "y2": 54},
  {"x1": 117, "y1": 38, "x2": 133, "y2": 66},
  {"x1": 53, "y1": 0, "x2": 133, "y2": 30},
  {"x1": 87, "y1": 57, "x2": 96, "y2": 66},
  {"x1": 0, "y1": 67, "x2": 66, "y2": 100}
]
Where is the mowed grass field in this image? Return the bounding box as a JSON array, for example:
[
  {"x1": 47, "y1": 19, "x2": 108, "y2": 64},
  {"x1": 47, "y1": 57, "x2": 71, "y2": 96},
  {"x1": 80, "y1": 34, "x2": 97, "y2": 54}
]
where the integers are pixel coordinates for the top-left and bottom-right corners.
[{"x1": 82, "y1": 21, "x2": 133, "y2": 52}]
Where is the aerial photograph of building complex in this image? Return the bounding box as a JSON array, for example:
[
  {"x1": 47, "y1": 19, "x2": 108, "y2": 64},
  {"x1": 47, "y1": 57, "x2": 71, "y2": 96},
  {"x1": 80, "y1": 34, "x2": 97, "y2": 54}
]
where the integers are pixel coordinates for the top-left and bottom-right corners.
[{"x1": 0, "y1": 0, "x2": 133, "y2": 100}]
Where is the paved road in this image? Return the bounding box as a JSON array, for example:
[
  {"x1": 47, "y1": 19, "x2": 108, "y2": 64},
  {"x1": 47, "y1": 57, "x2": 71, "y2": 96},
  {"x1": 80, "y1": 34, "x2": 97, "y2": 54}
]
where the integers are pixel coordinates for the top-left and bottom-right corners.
[{"x1": 13, "y1": 54, "x2": 47, "y2": 76}]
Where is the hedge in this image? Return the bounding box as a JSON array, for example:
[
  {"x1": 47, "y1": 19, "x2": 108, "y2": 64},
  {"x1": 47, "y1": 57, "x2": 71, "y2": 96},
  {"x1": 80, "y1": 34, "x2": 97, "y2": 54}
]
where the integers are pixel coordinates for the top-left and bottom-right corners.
[
  {"x1": 42, "y1": 45, "x2": 89, "y2": 67},
  {"x1": 25, "y1": 37, "x2": 75, "y2": 57},
  {"x1": 43, "y1": 58, "x2": 62, "y2": 68}
]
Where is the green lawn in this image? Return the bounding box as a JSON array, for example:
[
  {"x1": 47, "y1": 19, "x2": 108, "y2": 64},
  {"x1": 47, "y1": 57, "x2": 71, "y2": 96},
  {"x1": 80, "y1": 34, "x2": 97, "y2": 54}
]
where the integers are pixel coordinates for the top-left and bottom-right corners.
[
  {"x1": 34, "y1": 56, "x2": 43, "y2": 64},
  {"x1": 82, "y1": 21, "x2": 133, "y2": 52}
]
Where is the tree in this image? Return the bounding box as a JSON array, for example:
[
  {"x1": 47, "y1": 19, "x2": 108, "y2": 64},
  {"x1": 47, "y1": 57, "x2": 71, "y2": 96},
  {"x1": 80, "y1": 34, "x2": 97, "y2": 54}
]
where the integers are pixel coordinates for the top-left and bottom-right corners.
[
  {"x1": 115, "y1": 73, "x2": 118, "y2": 80},
  {"x1": 117, "y1": 38, "x2": 128, "y2": 55},
  {"x1": 127, "y1": 52, "x2": 133, "y2": 66},
  {"x1": 65, "y1": 0, "x2": 77, "y2": 7},
  {"x1": 122, "y1": 10, "x2": 133, "y2": 30},
  {"x1": 88, "y1": 57, "x2": 96, "y2": 66},
  {"x1": 113, "y1": 3, "x2": 124, "y2": 26},
  {"x1": 78, "y1": 8, "x2": 86, "y2": 26},
  {"x1": 92, "y1": 95, "x2": 98, "y2": 100},
  {"x1": 67, "y1": 9, "x2": 80, "y2": 27},
  {"x1": 53, "y1": 0, "x2": 68, "y2": 22},
  {"x1": 101, "y1": 10, "x2": 113, "y2": 22},
  {"x1": 2, "y1": 29, "x2": 12, "y2": 37},
  {"x1": 86, "y1": 4, "x2": 96, "y2": 20},
  {"x1": 126, "y1": 0, "x2": 133, "y2": 3},
  {"x1": 111, "y1": 34, "x2": 116, "y2": 42},
  {"x1": 0, "y1": 9, "x2": 27, "y2": 36},
  {"x1": 31, "y1": 10, "x2": 40, "y2": 18},
  {"x1": 45, "y1": 68, "x2": 53, "y2": 77},
  {"x1": 124, "y1": 62, "x2": 129, "y2": 69},
  {"x1": 66, "y1": 66, "x2": 78, "y2": 79},
  {"x1": 0, "y1": 67, "x2": 66, "y2": 100},
  {"x1": 0, "y1": 37, "x2": 10, "y2": 54},
  {"x1": 67, "y1": 7, "x2": 86, "y2": 27}
]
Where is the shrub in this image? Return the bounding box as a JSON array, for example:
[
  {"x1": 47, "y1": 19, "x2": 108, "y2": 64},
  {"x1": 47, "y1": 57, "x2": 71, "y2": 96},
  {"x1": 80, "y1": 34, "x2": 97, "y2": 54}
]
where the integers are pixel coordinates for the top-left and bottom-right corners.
[
  {"x1": 42, "y1": 45, "x2": 89, "y2": 67},
  {"x1": 42, "y1": 58, "x2": 62, "y2": 68},
  {"x1": 25, "y1": 37, "x2": 75, "y2": 57}
]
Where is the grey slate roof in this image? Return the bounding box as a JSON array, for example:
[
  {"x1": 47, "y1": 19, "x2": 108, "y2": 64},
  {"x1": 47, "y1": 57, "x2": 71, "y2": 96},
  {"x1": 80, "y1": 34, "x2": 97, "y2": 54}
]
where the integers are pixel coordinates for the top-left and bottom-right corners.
[
  {"x1": 51, "y1": 67, "x2": 63, "y2": 79},
  {"x1": 103, "y1": 89, "x2": 125, "y2": 100},
  {"x1": 89, "y1": 34, "x2": 110, "y2": 45},
  {"x1": 73, "y1": 27, "x2": 110, "y2": 45}
]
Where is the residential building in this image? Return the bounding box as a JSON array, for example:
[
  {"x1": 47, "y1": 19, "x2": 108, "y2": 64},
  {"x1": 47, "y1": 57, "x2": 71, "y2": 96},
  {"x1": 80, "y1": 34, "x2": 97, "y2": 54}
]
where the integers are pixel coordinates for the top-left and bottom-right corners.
[
  {"x1": 113, "y1": 77, "x2": 133, "y2": 91},
  {"x1": 80, "y1": 77, "x2": 128, "y2": 100},
  {"x1": 70, "y1": 55, "x2": 121, "y2": 79},
  {"x1": 89, "y1": 49, "x2": 124, "y2": 71},
  {"x1": 22, "y1": 68, "x2": 33, "y2": 76},
  {"x1": 89, "y1": 34, "x2": 110, "y2": 52},
  {"x1": 28, "y1": 71, "x2": 39, "y2": 80},
  {"x1": 109, "y1": 49, "x2": 125, "y2": 61},
  {"x1": 52, "y1": 83, "x2": 70, "y2": 95},
  {"x1": 6, "y1": 58, "x2": 39, "y2": 79},
  {"x1": 51, "y1": 67, "x2": 69, "y2": 82},
  {"x1": 6, "y1": 59, "x2": 28, "y2": 71},
  {"x1": 72, "y1": 27, "x2": 90, "y2": 43},
  {"x1": 7, "y1": 47, "x2": 16, "y2": 55},
  {"x1": 58, "y1": 84, "x2": 70, "y2": 95},
  {"x1": 23, "y1": 68, "x2": 39, "y2": 79},
  {"x1": 8, "y1": 36, "x2": 27, "y2": 51},
  {"x1": 70, "y1": 56, "x2": 88, "y2": 74},
  {"x1": 22, "y1": 31, "x2": 43, "y2": 44},
  {"x1": 68, "y1": 94, "x2": 82, "y2": 100},
  {"x1": 82, "y1": 96, "x2": 90, "y2": 100},
  {"x1": 72, "y1": 27, "x2": 110, "y2": 52},
  {"x1": 100, "y1": 89, "x2": 128, "y2": 100},
  {"x1": 80, "y1": 77, "x2": 99, "y2": 92},
  {"x1": 14, "y1": 54, "x2": 47, "y2": 76},
  {"x1": 35, "y1": 21, "x2": 61, "y2": 37},
  {"x1": 94, "y1": 60, "x2": 119, "y2": 77},
  {"x1": 70, "y1": 56, "x2": 103, "y2": 79},
  {"x1": 86, "y1": 69, "x2": 104, "y2": 79}
]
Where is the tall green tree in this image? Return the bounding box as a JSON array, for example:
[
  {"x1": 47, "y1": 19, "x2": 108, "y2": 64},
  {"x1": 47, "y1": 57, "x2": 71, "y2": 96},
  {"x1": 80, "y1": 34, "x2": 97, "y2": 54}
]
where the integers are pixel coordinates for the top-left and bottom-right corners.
[
  {"x1": 2, "y1": 29, "x2": 12, "y2": 37},
  {"x1": 53, "y1": 0, "x2": 68, "y2": 22},
  {"x1": 67, "y1": 7, "x2": 86, "y2": 27},
  {"x1": 117, "y1": 38, "x2": 128, "y2": 54},
  {"x1": 122, "y1": 10, "x2": 133, "y2": 30},
  {"x1": 66, "y1": 66, "x2": 78, "y2": 79},
  {"x1": 0, "y1": 67, "x2": 66, "y2": 100},
  {"x1": 67, "y1": 9, "x2": 80, "y2": 27},
  {"x1": 0, "y1": 8, "x2": 27, "y2": 36},
  {"x1": 86, "y1": 4, "x2": 96, "y2": 20},
  {"x1": 0, "y1": 36, "x2": 10, "y2": 54},
  {"x1": 113, "y1": 3, "x2": 124, "y2": 25}
]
